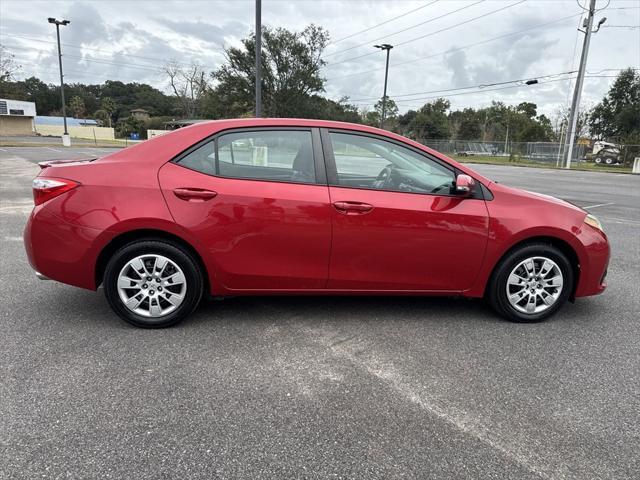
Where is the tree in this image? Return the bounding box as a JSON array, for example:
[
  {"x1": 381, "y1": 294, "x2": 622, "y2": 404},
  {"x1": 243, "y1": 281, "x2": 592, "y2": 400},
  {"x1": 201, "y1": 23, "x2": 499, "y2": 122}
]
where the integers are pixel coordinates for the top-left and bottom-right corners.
[
  {"x1": 93, "y1": 109, "x2": 109, "y2": 127},
  {"x1": 212, "y1": 24, "x2": 329, "y2": 117},
  {"x1": 363, "y1": 97, "x2": 398, "y2": 128},
  {"x1": 553, "y1": 106, "x2": 587, "y2": 141},
  {"x1": 516, "y1": 102, "x2": 537, "y2": 118},
  {"x1": 448, "y1": 108, "x2": 482, "y2": 139},
  {"x1": 164, "y1": 62, "x2": 208, "y2": 118},
  {"x1": 99, "y1": 80, "x2": 177, "y2": 121},
  {"x1": 298, "y1": 95, "x2": 361, "y2": 123},
  {"x1": 588, "y1": 68, "x2": 640, "y2": 142},
  {"x1": 400, "y1": 98, "x2": 451, "y2": 140},
  {"x1": 115, "y1": 115, "x2": 145, "y2": 138},
  {"x1": 101, "y1": 96, "x2": 116, "y2": 127},
  {"x1": 0, "y1": 45, "x2": 20, "y2": 82},
  {"x1": 68, "y1": 95, "x2": 86, "y2": 119}
]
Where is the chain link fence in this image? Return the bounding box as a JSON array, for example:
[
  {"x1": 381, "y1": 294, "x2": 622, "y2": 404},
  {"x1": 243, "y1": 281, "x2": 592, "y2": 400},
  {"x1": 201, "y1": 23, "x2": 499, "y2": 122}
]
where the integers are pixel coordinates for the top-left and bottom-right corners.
[{"x1": 419, "y1": 139, "x2": 640, "y2": 168}]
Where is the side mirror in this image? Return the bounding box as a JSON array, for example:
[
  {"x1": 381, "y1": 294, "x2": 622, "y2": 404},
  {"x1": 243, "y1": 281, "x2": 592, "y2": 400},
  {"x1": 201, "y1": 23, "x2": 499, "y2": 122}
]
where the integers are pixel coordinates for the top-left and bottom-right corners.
[{"x1": 454, "y1": 174, "x2": 476, "y2": 196}]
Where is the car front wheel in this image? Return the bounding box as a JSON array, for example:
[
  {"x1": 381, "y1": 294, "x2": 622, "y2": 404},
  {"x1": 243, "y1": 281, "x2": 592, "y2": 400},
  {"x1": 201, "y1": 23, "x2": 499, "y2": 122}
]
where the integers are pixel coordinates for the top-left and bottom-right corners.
[
  {"x1": 487, "y1": 243, "x2": 574, "y2": 322},
  {"x1": 103, "y1": 239, "x2": 204, "y2": 328}
]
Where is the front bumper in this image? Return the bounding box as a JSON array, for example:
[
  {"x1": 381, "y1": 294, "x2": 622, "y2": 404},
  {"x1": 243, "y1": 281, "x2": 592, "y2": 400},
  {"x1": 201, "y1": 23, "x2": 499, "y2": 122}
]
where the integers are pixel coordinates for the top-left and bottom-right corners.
[{"x1": 573, "y1": 225, "x2": 610, "y2": 298}]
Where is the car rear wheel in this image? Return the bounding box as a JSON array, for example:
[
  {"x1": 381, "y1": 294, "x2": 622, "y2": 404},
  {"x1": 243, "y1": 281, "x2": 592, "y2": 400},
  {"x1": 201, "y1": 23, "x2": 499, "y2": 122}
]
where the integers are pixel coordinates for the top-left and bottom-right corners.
[
  {"x1": 487, "y1": 243, "x2": 574, "y2": 323},
  {"x1": 103, "y1": 240, "x2": 204, "y2": 328}
]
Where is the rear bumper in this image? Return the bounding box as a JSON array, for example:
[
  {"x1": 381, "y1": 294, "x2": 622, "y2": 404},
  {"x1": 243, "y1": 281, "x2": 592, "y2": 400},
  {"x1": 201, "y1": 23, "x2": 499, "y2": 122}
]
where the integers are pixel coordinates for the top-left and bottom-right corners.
[
  {"x1": 24, "y1": 205, "x2": 106, "y2": 290},
  {"x1": 34, "y1": 271, "x2": 50, "y2": 280}
]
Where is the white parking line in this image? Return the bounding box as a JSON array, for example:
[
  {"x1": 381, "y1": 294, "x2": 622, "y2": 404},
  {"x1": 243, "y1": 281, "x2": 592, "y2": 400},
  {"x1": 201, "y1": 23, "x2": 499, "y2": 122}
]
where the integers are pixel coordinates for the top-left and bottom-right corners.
[
  {"x1": 583, "y1": 202, "x2": 616, "y2": 209},
  {"x1": 3, "y1": 236, "x2": 23, "y2": 242},
  {"x1": 0, "y1": 148, "x2": 7, "y2": 152},
  {"x1": 44, "y1": 147, "x2": 62, "y2": 152},
  {"x1": 601, "y1": 216, "x2": 640, "y2": 226}
]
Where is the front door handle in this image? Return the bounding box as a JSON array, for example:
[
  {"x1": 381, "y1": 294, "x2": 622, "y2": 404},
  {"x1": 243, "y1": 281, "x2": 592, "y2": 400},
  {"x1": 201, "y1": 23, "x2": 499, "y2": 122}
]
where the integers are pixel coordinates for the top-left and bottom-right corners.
[
  {"x1": 333, "y1": 201, "x2": 374, "y2": 214},
  {"x1": 173, "y1": 188, "x2": 217, "y2": 202}
]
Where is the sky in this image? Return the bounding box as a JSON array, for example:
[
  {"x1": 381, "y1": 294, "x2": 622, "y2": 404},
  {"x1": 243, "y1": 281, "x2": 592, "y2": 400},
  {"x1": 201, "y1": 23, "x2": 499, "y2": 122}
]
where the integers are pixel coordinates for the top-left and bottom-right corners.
[{"x1": 1, "y1": 0, "x2": 639, "y2": 121}]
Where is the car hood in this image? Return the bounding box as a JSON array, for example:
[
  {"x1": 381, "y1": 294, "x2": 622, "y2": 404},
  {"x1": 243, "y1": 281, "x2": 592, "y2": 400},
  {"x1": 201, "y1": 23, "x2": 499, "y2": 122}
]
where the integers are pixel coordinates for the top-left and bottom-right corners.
[{"x1": 490, "y1": 182, "x2": 586, "y2": 214}]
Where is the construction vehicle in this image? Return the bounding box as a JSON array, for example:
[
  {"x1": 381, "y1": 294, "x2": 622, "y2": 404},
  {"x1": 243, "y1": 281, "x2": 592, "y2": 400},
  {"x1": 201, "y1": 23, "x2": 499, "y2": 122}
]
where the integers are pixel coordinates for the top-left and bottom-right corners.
[{"x1": 590, "y1": 141, "x2": 623, "y2": 165}]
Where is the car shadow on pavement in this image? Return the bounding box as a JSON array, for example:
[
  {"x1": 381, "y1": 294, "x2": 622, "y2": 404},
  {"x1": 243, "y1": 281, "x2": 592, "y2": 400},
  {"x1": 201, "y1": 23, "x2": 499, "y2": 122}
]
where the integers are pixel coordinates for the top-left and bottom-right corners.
[
  {"x1": 31, "y1": 283, "x2": 606, "y2": 331},
  {"x1": 188, "y1": 295, "x2": 503, "y2": 328},
  {"x1": 184, "y1": 292, "x2": 609, "y2": 331}
]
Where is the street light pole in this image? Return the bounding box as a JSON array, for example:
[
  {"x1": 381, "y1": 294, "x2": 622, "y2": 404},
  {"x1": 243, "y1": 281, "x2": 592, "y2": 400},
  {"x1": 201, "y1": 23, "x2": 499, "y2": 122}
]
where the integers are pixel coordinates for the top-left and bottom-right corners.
[
  {"x1": 255, "y1": 0, "x2": 262, "y2": 118},
  {"x1": 48, "y1": 17, "x2": 70, "y2": 146},
  {"x1": 374, "y1": 44, "x2": 393, "y2": 129},
  {"x1": 564, "y1": 0, "x2": 606, "y2": 169}
]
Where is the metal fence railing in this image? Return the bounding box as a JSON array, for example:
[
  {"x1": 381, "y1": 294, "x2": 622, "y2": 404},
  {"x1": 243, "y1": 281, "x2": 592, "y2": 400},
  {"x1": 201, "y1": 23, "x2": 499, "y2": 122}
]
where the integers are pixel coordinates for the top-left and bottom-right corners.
[{"x1": 419, "y1": 139, "x2": 640, "y2": 167}]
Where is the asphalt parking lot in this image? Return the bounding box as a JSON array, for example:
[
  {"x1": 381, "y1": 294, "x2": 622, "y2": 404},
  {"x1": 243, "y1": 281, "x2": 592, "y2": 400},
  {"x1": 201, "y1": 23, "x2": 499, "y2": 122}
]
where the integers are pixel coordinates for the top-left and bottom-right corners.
[{"x1": 1, "y1": 146, "x2": 639, "y2": 479}]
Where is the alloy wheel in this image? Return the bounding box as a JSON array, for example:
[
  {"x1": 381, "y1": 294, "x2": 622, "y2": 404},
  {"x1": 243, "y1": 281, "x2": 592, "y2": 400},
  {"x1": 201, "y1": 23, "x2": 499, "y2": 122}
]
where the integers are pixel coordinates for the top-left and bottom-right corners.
[
  {"x1": 505, "y1": 256, "x2": 563, "y2": 314},
  {"x1": 117, "y1": 254, "x2": 187, "y2": 318}
]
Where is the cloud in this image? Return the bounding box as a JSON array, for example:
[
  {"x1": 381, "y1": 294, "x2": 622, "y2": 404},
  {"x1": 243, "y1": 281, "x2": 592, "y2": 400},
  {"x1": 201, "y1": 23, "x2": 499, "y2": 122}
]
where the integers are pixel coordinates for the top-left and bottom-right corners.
[
  {"x1": 1, "y1": 0, "x2": 637, "y2": 117},
  {"x1": 155, "y1": 18, "x2": 246, "y2": 46},
  {"x1": 445, "y1": 50, "x2": 472, "y2": 88},
  {"x1": 445, "y1": 35, "x2": 559, "y2": 89}
]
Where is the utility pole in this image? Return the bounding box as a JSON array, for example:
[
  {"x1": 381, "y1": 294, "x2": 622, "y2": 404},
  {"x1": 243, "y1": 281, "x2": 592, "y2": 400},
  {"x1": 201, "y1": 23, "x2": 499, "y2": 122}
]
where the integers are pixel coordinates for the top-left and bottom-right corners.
[
  {"x1": 564, "y1": 0, "x2": 606, "y2": 169},
  {"x1": 504, "y1": 122, "x2": 509, "y2": 155},
  {"x1": 48, "y1": 17, "x2": 71, "y2": 146},
  {"x1": 255, "y1": 0, "x2": 262, "y2": 118},
  {"x1": 482, "y1": 111, "x2": 488, "y2": 142},
  {"x1": 556, "y1": 124, "x2": 566, "y2": 167},
  {"x1": 374, "y1": 44, "x2": 393, "y2": 129}
]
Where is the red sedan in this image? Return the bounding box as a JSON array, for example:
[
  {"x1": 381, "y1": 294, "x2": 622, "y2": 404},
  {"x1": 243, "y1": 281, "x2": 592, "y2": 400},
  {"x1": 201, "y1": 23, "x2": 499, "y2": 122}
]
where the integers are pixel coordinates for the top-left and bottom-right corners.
[{"x1": 24, "y1": 119, "x2": 610, "y2": 328}]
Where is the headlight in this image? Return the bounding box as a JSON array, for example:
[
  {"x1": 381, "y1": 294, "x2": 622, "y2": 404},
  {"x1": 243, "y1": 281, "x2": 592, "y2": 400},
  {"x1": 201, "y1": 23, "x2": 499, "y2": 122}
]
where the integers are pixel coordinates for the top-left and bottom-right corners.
[{"x1": 584, "y1": 214, "x2": 604, "y2": 232}]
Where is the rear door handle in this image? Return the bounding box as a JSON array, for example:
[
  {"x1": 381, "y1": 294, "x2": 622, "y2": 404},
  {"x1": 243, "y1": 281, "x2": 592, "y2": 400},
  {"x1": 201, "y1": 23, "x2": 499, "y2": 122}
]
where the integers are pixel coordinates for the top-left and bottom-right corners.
[
  {"x1": 333, "y1": 201, "x2": 374, "y2": 214},
  {"x1": 173, "y1": 188, "x2": 217, "y2": 202}
]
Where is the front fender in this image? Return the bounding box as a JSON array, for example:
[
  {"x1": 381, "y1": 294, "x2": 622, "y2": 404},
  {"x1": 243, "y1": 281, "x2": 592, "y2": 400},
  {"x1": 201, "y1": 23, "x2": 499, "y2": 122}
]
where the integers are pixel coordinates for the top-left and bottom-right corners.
[{"x1": 464, "y1": 222, "x2": 589, "y2": 298}]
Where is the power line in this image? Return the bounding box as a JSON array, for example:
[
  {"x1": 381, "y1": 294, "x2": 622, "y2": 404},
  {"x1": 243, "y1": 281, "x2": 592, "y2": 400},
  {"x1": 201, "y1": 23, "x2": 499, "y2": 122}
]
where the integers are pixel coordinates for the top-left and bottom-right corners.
[
  {"x1": 327, "y1": 0, "x2": 440, "y2": 46},
  {"x1": 5, "y1": 43, "x2": 165, "y2": 72},
  {"x1": 65, "y1": 54, "x2": 162, "y2": 71},
  {"x1": 323, "y1": 0, "x2": 482, "y2": 58},
  {"x1": 586, "y1": 67, "x2": 637, "y2": 74},
  {"x1": 325, "y1": 0, "x2": 528, "y2": 67},
  {"x1": 347, "y1": 82, "x2": 545, "y2": 107},
  {"x1": 346, "y1": 75, "x2": 618, "y2": 108},
  {"x1": 345, "y1": 78, "x2": 571, "y2": 105},
  {"x1": 345, "y1": 71, "x2": 579, "y2": 102},
  {"x1": 0, "y1": 32, "x2": 220, "y2": 68},
  {"x1": 325, "y1": 12, "x2": 583, "y2": 81},
  {"x1": 11, "y1": 57, "x2": 167, "y2": 86},
  {"x1": 11, "y1": 57, "x2": 165, "y2": 81}
]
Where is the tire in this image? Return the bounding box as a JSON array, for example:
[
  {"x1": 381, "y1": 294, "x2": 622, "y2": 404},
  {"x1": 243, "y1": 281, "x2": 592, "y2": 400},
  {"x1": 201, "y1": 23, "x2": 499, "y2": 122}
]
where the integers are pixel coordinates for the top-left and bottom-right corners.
[
  {"x1": 103, "y1": 239, "x2": 204, "y2": 328},
  {"x1": 604, "y1": 157, "x2": 614, "y2": 165},
  {"x1": 594, "y1": 157, "x2": 602, "y2": 164},
  {"x1": 487, "y1": 243, "x2": 574, "y2": 323}
]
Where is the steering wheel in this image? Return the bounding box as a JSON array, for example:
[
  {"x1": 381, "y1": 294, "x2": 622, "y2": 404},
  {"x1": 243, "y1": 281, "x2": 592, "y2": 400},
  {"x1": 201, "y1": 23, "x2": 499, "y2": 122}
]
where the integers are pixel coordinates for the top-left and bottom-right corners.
[
  {"x1": 430, "y1": 181, "x2": 453, "y2": 194},
  {"x1": 374, "y1": 165, "x2": 395, "y2": 189}
]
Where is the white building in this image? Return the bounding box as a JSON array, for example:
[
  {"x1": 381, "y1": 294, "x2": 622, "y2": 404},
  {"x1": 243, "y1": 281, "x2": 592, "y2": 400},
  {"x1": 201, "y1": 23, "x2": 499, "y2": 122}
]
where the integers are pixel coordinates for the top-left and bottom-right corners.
[{"x1": 0, "y1": 98, "x2": 37, "y2": 136}]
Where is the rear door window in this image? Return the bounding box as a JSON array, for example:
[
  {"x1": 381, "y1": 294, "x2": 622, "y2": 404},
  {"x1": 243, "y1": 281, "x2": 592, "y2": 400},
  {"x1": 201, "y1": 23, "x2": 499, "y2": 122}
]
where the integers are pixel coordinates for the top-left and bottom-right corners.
[
  {"x1": 218, "y1": 130, "x2": 316, "y2": 184},
  {"x1": 177, "y1": 129, "x2": 317, "y2": 185}
]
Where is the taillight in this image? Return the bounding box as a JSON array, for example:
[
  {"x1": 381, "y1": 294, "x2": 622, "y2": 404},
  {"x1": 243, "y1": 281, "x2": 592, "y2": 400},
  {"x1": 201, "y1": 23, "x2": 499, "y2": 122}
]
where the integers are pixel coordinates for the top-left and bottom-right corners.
[{"x1": 32, "y1": 177, "x2": 80, "y2": 206}]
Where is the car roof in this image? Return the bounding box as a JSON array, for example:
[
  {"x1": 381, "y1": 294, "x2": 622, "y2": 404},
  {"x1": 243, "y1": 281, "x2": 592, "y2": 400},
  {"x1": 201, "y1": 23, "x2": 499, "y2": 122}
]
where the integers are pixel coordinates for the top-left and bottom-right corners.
[
  {"x1": 186, "y1": 117, "x2": 389, "y2": 133},
  {"x1": 102, "y1": 117, "x2": 492, "y2": 186}
]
